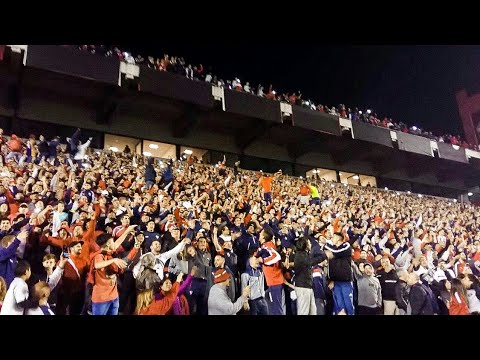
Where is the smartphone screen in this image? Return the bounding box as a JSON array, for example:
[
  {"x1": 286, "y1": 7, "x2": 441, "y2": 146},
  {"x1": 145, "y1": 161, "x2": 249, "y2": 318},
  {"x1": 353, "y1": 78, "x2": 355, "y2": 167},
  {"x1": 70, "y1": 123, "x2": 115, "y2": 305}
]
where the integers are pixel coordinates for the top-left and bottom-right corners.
[{"x1": 63, "y1": 246, "x2": 70, "y2": 258}]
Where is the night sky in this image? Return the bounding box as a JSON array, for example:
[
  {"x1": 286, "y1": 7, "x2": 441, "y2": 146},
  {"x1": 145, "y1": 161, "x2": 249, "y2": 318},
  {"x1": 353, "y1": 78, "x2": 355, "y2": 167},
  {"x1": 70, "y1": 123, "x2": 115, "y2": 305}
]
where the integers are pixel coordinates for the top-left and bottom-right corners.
[{"x1": 119, "y1": 44, "x2": 480, "y2": 137}]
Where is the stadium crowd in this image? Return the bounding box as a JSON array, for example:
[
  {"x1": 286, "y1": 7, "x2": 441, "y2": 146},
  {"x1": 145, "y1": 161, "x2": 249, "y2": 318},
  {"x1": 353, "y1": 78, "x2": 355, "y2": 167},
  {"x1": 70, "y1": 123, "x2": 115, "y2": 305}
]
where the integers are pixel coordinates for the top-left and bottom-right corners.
[
  {"x1": 69, "y1": 45, "x2": 475, "y2": 150},
  {"x1": 0, "y1": 127, "x2": 479, "y2": 316}
]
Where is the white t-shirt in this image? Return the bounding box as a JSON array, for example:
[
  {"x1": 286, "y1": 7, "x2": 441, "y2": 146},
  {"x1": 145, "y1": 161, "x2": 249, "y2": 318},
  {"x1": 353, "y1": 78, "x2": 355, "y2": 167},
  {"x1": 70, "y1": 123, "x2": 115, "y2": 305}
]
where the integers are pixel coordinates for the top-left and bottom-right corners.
[{"x1": 0, "y1": 277, "x2": 29, "y2": 315}]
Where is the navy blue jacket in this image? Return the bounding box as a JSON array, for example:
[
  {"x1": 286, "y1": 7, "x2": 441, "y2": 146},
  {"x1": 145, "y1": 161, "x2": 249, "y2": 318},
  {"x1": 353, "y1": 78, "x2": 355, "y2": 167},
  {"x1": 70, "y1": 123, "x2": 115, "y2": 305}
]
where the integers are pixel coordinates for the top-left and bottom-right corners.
[
  {"x1": 0, "y1": 238, "x2": 20, "y2": 287},
  {"x1": 145, "y1": 164, "x2": 156, "y2": 183}
]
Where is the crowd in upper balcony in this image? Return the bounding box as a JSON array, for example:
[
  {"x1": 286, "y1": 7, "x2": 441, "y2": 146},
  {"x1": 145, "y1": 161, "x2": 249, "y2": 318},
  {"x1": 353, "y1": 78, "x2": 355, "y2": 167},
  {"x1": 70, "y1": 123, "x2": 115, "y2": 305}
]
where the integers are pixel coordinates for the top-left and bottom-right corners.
[{"x1": 65, "y1": 45, "x2": 475, "y2": 151}]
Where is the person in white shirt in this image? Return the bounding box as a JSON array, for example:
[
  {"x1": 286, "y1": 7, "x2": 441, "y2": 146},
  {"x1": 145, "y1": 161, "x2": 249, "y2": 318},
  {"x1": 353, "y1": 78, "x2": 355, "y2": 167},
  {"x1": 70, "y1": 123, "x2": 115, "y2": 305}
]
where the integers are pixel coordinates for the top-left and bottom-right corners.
[
  {"x1": 133, "y1": 238, "x2": 190, "y2": 281},
  {"x1": 74, "y1": 137, "x2": 92, "y2": 163},
  {"x1": 0, "y1": 260, "x2": 31, "y2": 315}
]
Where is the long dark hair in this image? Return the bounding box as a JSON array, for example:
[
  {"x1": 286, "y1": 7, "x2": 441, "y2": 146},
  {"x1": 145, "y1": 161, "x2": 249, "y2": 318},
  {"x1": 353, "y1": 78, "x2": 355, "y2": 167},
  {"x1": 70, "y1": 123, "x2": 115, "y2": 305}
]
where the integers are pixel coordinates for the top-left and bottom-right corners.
[{"x1": 450, "y1": 278, "x2": 468, "y2": 301}]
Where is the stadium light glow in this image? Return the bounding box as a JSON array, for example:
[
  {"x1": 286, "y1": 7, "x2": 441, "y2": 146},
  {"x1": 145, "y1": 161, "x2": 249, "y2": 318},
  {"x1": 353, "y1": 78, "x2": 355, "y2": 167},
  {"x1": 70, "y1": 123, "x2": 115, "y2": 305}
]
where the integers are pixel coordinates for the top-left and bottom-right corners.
[
  {"x1": 109, "y1": 147, "x2": 118, "y2": 152},
  {"x1": 143, "y1": 152, "x2": 152, "y2": 157},
  {"x1": 184, "y1": 149, "x2": 193, "y2": 155},
  {"x1": 149, "y1": 144, "x2": 159, "y2": 149},
  {"x1": 353, "y1": 175, "x2": 359, "y2": 180},
  {"x1": 468, "y1": 192, "x2": 473, "y2": 197}
]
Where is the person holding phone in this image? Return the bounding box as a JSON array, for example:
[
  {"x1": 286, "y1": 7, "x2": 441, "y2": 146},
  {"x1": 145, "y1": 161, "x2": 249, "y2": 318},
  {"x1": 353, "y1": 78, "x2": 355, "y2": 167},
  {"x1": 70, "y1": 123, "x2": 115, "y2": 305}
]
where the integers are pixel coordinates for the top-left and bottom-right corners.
[{"x1": 208, "y1": 268, "x2": 250, "y2": 315}]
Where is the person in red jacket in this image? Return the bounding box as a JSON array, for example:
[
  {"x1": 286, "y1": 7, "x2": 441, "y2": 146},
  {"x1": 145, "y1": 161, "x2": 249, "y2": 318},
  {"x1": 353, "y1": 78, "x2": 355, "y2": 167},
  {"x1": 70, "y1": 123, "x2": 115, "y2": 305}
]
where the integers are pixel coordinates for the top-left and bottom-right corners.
[
  {"x1": 6, "y1": 134, "x2": 24, "y2": 163},
  {"x1": 256, "y1": 228, "x2": 285, "y2": 315},
  {"x1": 449, "y1": 278, "x2": 470, "y2": 315},
  {"x1": 135, "y1": 272, "x2": 183, "y2": 315}
]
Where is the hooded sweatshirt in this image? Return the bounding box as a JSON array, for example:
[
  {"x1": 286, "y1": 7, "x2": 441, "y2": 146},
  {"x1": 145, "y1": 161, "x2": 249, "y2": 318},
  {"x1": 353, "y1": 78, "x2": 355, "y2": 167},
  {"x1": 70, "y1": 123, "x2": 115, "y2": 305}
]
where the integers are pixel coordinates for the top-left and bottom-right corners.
[{"x1": 241, "y1": 263, "x2": 265, "y2": 301}]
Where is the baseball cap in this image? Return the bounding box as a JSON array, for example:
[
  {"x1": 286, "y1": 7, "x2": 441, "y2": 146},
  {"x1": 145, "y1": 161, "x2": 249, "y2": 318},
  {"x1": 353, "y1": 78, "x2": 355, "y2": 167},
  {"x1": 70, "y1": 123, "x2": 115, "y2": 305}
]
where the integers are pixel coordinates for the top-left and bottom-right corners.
[
  {"x1": 69, "y1": 240, "x2": 85, "y2": 248},
  {"x1": 213, "y1": 269, "x2": 230, "y2": 284}
]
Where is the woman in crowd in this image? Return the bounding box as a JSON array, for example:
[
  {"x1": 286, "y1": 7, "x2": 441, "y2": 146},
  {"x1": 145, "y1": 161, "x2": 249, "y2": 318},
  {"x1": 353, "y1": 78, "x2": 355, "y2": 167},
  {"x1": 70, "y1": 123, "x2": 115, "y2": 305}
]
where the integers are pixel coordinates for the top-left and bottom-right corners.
[
  {"x1": 449, "y1": 278, "x2": 470, "y2": 315},
  {"x1": 460, "y1": 274, "x2": 480, "y2": 314},
  {"x1": 135, "y1": 272, "x2": 183, "y2": 315}
]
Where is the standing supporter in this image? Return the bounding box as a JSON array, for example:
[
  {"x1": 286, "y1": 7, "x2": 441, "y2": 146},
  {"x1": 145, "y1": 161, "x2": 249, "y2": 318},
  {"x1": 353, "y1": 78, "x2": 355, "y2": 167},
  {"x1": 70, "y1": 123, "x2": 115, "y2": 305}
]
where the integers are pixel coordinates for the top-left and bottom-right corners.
[
  {"x1": 324, "y1": 232, "x2": 354, "y2": 315},
  {"x1": 6, "y1": 135, "x2": 24, "y2": 163},
  {"x1": 377, "y1": 256, "x2": 399, "y2": 315},
  {"x1": 449, "y1": 278, "x2": 470, "y2": 315},
  {"x1": 258, "y1": 172, "x2": 277, "y2": 206},
  {"x1": 256, "y1": 228, "x2": 285, "y2": 315},
  {"x1": 353, "y1": 262, "x2": 382, "y2": 315},
  {"x1": 186, "y1": 237, "x2": 212, "y2": 315},
  {"x1": 406, "y1": 272, "x2": 435, "y2": 315},
  {"x1": 90, "y1": 233, "x2": 140, "y2": 315},
  {"x1": 208, "y1": 268, "x2": 250, "y2": 315},
  {"x1": 290, "y1": 237, "x2": 326, "y2": 315},
  {"x1": 0, "y1": 234, "x2": 22, "y2": 287},
  {"x1": 0, "y1": 260, "x2": 31, "y2": 315},
  {"x1": 460, "y1": 274, "x2": 480, "y2": 314},
  {"x1": 241, "y1": 254, "x2": 268, "y2": 315},
  {"x1": 135, "y1": 273, "x2": 183, "y2": 315}
]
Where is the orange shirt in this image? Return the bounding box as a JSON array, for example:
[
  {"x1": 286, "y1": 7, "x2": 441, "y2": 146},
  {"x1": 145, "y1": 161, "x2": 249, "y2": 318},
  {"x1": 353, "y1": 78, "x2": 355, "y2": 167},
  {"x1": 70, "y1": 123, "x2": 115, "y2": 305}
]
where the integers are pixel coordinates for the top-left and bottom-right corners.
[
  {"x1": 261, "y1": 177, "x2": 273, "y2": 193},
  {"x1": 98, "y1": 180, "x2": 106, "y2": 190},
  {"x1": 300, "y1": 185, "x2": 310, "y2": 196},
  {"x1": 92, "y1": 254, "x2": 119, "y2": 303}
]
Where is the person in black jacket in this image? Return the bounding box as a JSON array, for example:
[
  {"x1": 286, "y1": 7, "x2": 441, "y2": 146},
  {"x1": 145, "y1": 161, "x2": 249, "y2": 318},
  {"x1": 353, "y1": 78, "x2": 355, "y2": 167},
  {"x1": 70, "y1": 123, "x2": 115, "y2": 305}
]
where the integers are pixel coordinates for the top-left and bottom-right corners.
[
  {"x1": 291, "y1": 237, "x2": 327, "y2": 315},
  {"x1": 37, "y1": 135, "x2": 50, "y2": 163},
  {"x1": 395, "y1": 269, "x2": 409, "y2": 315},
  {"x1": 324, "y1": 232, "x2": 354, "y2": 315},
  {"x1": 145, "y1": 157, "x2": 157, "y2": 190},
  {"x1": 377, "y1": 256, "x2": 399, "y2": 315},
  {"x1": 406, "y1": 272, "x2": 434, "y2": 315}
]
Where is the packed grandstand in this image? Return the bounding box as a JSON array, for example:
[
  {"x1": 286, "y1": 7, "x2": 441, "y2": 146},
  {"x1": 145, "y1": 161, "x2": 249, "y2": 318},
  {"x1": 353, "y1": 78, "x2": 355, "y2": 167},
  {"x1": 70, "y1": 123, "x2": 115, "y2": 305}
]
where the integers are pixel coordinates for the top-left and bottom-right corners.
[
  {"x1": 0, "y1": 45, "x2": 479, "y2": 316},
  {"x1": 0, "y1": 127, "x2": 479, "y2": 316}
]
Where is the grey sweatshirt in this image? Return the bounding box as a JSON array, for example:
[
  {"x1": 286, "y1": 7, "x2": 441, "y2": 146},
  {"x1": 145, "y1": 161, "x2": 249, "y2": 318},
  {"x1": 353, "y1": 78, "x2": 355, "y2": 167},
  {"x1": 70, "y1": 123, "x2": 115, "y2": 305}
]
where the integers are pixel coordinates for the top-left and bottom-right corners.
[
  {"x1": 241, "y1": 270, "x2": 265, "y2": 301},
  {"x1": 357, "y1": 276, "x2": 382, "y2": 308},
  {"x1": 208, "y1": 284, "x2": 247, "y2": 315}
]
